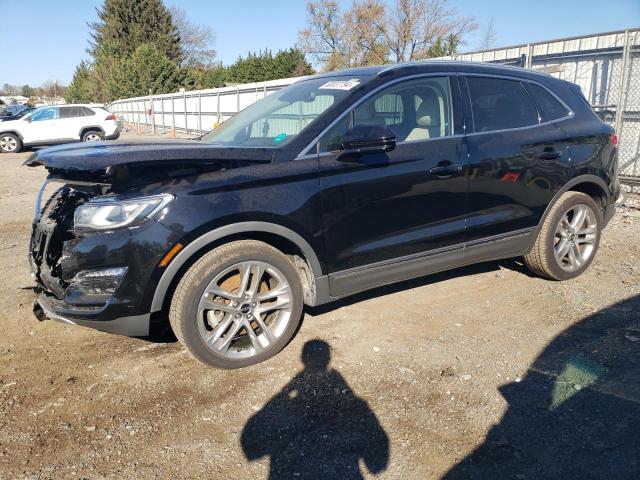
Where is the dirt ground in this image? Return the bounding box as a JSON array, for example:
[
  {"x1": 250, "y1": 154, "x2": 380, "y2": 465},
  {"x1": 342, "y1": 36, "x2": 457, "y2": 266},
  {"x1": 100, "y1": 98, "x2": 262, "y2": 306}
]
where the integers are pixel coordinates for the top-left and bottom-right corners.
[{"x1": 1, "y1": 137, "x2": 639, "y2": 479}]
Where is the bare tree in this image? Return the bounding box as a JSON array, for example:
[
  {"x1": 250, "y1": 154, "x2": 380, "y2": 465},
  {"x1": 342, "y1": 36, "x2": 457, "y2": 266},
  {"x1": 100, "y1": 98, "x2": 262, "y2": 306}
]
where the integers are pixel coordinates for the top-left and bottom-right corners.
[
  {"x1": 169, "y1": 6, "x2": 217, "y2": 67},
  {"x1": 478, "y1": 18, "x2": 498, "y2": 50},
  {"x1": 298, "y1": 0, "x2": 477, "y2": 70},
  {"x1": 298, "y1": 0, "x2": 349, "y2": 70}
]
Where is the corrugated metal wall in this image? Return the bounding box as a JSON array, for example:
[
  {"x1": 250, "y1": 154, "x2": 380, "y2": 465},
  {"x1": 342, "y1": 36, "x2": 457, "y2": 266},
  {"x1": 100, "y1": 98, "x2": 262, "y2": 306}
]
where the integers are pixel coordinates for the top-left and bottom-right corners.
[{"x1": 109, "y1": 29, "x2": 640, "y2": 183}]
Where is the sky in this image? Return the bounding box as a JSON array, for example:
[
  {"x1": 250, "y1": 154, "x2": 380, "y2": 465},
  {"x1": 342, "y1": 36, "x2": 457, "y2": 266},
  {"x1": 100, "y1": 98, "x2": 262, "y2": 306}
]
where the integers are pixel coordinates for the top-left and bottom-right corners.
[{"x1": 0, "y1": 0, "x2": 638, "y2": 86}]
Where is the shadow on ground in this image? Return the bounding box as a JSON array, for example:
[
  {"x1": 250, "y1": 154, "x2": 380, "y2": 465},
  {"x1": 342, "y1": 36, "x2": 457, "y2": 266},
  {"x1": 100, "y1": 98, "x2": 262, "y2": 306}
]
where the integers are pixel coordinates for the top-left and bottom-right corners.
[
  {"x1": 444, "y1": 294, "x2": 640, "y2": 479},
  {"x1": 241, "y1": 340, "x2": 389, "y2": 479}
]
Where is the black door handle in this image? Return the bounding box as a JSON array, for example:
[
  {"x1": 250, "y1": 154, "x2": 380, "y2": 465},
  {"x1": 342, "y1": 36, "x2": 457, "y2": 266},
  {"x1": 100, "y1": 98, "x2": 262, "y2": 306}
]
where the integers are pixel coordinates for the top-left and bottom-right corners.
[{"x1": 429, "y1": 161, "x2": 463, "y2": 178}]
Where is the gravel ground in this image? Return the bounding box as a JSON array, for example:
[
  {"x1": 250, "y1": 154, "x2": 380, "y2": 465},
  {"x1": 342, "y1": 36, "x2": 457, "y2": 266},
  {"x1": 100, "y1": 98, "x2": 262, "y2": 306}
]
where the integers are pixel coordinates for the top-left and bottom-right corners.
[{"x1": 1, "y1": 137, "x2": 639, "y2": 479}]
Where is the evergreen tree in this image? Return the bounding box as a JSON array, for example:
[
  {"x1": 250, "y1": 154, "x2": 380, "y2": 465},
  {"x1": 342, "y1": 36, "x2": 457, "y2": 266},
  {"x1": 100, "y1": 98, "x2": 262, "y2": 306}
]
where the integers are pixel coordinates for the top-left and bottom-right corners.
[
  {"x1": 121, "y1": 44, "x2": 181, "y2": 96},
  {"x1": 21, "y1": 85, "x2": 35, "y2": 98},
  {"x1": 65, "y1": 61, "x2": 95, "y2": 103},
  {"x1": 89, "y1": 0, "x2": 181, "y2": 62}
]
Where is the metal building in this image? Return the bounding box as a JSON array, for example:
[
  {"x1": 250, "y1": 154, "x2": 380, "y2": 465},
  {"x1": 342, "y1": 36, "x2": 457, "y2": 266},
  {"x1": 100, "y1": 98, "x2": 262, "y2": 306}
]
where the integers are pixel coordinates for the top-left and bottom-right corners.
[{"x1": 110, "y1": 28, "x2": 640, "y2": 186}]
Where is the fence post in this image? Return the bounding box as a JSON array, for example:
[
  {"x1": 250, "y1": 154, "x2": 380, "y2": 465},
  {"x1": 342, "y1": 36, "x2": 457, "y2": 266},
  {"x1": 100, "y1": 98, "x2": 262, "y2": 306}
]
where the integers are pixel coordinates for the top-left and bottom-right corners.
[
  {"x1": 525, "y1": 44, "x2": 533, "y2": 68},
  {"x1": 182, "y1": 88, "x2": 188, "y2": 134},
  {"x1": 615, "y1": 30, "x2": 632, "y2": 138},
  {"x1": 217, "y1": 91, "x2": 221, "y2": 125},
  {"x1": 149, "y1": 91, "x2": 155, "y2": 135},
  {"x1": 236, "y1": 86, "x2": 240, "y2": 114},
  {"x1": 161, "y1": 95, "x2": 165, "y2": 132},
  {"x1": 171, "y1": 95, "x2": 176, "y2": 138},
  {"x1": 198, "y1": 92, "x2": 202, "y2": 134}
]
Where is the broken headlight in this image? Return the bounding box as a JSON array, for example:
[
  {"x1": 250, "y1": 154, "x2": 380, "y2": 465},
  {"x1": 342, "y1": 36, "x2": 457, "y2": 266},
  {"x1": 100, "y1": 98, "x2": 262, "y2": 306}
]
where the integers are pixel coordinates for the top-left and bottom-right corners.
[{"x1": 74, "y1": 194, "x2": 173, "y2": 231}]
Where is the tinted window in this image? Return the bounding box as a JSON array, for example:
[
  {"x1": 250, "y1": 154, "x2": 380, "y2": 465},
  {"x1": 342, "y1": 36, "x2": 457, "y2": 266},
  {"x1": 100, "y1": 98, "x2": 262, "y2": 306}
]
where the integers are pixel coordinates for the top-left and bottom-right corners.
[
  {"x1": 319, "y1": 76, "x2": 452, "y2": 153},
  {"x1": 81, "y1": 107, "x2": 95, "y2": 116},
  {"x1": 467, "y1": 77, "x2": 538, "y2": 132},
  {"x1": 527, "y1": 83, "x2": 569, "y2": 121},
  {"x1": 60, "y1": 107, "x2": 81, "y2": 118}
]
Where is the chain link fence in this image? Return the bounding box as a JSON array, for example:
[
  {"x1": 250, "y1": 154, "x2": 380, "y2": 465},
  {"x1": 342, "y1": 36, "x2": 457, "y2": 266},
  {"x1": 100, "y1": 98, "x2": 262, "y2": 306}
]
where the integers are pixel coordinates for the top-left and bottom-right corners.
[{"x1": 109, "y1": 29, "x2": 640, "y2": 187}]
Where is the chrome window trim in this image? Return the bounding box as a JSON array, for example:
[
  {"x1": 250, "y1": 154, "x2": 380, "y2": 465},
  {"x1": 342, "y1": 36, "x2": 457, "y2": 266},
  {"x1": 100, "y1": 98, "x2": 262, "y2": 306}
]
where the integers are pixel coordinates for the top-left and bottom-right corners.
[
  {"x1": 296, "y1": 72, "x2": 457, "y2": 159},
  {"x1": 463, "y1": 73, "x2": 574, "y2": 137}
]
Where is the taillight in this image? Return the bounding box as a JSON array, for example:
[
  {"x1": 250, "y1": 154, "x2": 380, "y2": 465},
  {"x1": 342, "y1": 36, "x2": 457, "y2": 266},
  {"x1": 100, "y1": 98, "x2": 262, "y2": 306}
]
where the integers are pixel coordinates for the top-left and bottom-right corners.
[
  {"x1": 105, "y1": 114, "x2": 115, "y2": 121},
  {"x1": 610, "y1": 134, "x2": 618, "y2": 145}
]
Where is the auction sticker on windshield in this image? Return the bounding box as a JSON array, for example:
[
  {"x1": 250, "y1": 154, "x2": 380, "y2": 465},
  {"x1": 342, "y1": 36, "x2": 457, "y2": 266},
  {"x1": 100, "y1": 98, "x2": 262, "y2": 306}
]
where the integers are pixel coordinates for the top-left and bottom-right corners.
[{"x1": 319, "y1": 79, "x2": 360, "y2": 90}]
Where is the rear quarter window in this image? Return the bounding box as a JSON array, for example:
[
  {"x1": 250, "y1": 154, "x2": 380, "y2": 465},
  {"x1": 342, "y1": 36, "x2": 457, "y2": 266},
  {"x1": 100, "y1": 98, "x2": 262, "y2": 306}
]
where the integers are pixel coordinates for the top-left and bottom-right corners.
[
  {"x1": 467, "y1": 77, "x2": 539, "y2": 132},
  {"x1": 526, "y1": 83, "x2": 570, "y2": 121}
]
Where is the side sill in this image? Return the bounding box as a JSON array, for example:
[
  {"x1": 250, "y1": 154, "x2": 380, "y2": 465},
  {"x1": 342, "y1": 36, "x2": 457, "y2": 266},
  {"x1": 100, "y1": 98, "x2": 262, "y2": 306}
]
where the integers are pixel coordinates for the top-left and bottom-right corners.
[
  {"x1": 329, "y1": 245, "x2": 463, "y2": 298},
  {"x1": 463, "y1": 228, "x2": 535, "y2": 265},
  {"x1": 326, "y1": 228, "x2": 536, "y2": 300}
]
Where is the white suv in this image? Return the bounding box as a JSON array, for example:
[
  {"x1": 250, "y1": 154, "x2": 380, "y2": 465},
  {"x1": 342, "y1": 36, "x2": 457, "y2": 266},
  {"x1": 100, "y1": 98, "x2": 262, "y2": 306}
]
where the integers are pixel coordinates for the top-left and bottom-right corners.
[{"x1": 0, "y1": 105, "x2": 120, "y2": 153}]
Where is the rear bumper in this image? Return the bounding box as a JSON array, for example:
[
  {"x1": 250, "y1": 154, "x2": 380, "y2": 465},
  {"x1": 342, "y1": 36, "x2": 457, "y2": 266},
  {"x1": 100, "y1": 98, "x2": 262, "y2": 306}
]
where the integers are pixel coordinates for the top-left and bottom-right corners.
[
  {"x1": 34, "y1": 292, "x2": 150, "y2": 336},
  {"x1": 105, "y1": 128, "x2": 120, "y2": 140}
]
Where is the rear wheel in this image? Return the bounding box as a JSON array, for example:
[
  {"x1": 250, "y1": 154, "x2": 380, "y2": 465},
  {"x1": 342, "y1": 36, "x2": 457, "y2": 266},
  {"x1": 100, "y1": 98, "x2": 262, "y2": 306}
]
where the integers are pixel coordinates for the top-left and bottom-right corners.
[
  {"x1": 524, "y1": 192, "x2": 601, "y2": 280},
  {"x1": 0, "y1": 133, "x2": 21, "y2": 153},
  {"x1": 169, "y1": 240, "x2": 304, "y2": 368},
  {"x1": 82, "y1": 130, "x2": 104, "y2": 142}
]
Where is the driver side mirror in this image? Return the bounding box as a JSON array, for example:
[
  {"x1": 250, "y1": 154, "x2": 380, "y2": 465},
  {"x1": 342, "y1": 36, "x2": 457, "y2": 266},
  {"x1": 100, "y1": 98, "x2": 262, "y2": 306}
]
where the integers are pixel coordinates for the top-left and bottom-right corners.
[{"x1": 340, "y1": 125, "x2": 396, "y2": 155}]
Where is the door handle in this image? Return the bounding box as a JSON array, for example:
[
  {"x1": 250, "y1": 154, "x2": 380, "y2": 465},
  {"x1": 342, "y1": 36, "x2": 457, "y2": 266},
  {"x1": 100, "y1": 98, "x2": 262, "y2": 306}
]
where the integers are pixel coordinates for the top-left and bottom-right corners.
[{"x1": 429, "y1": 161, "x2": 463, "y2": 178}]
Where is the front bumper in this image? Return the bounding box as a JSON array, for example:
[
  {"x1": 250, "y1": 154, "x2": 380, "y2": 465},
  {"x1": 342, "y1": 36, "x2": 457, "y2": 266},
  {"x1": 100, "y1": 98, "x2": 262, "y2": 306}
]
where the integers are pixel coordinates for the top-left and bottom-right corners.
[
  {"x1": 34, "y1": 292, "x2": 150, "y2": 336},
  {"x1": 30, "y1": 187, "x2": 179, "y2": 335}
]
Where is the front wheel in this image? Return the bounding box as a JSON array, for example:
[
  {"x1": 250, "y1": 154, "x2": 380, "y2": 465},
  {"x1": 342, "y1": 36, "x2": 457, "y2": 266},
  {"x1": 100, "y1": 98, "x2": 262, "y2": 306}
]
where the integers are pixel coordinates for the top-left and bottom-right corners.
[
  {"x1": 169, "y1": 240, "x2": 304, "y2": 368},
  {"x1": 0, "y1": 133, "x2": 22, "y2": 153},
  {"x1": 524, "y1": 192, "x2": 602, "y2": 280}
]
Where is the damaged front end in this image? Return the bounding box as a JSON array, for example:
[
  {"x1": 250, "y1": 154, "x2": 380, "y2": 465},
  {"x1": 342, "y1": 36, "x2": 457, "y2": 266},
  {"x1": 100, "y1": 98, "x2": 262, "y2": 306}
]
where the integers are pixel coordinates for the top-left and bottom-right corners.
[
  {"x1": 29, "y1": 183, "x2": 153, "y2": 336},
  {"x1": 26, "y1": 140, "x2": 274, "y2": 336}
]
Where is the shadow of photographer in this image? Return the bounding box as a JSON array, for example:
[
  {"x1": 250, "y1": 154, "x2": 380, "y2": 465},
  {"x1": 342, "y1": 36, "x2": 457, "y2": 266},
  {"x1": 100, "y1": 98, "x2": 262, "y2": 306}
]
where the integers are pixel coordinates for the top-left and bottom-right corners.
[{"x1": 241, "y1": 339, "x2": 389, "y2": 479}]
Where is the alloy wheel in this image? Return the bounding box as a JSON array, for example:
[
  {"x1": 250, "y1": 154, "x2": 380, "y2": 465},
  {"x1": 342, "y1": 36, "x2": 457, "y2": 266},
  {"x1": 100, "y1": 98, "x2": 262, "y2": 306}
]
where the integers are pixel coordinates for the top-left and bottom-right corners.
[
  {"x1": 196, "y1": 260, "x2": 292, "y2": 359},
  {"x1": 0, "y1": 135, "x2": 17, "y2": 152},
  {"x1": 84, "y1": 133, "x2": 102, "y2": 141},
  {"x1": 553, "y1": 204, "x2": 598, "y2": 272}
]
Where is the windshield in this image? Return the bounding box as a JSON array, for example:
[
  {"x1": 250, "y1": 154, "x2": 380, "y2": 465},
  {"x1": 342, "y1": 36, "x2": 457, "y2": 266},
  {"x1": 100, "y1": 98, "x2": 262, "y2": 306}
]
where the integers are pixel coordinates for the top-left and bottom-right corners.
[{"x1": 201, "y1": 76, "x2": 368, "y2": 147}]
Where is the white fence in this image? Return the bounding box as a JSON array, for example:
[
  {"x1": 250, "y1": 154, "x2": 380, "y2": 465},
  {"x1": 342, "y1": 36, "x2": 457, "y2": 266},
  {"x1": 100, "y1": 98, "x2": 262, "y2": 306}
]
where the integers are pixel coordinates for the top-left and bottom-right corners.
[
  {"x1": 109, "y1": 28, "x2": 640, "y2": 182},
  {"x1": 109, "y1": 77, "x2": 303, "y2": 135}
]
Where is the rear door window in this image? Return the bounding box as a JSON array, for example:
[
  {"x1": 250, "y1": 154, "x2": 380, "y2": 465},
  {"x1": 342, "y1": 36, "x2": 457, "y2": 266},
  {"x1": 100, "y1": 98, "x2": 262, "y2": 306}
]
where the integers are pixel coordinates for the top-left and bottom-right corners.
[
  {"x1": 526, "y1": 83, "x2": 570, "y2": 121},
  {"x1": 60, "y1": 107, "x2": 81, "y2": 118},
  {"x1": 467, "y1": 77, "x2": 539, "y2": 132}
]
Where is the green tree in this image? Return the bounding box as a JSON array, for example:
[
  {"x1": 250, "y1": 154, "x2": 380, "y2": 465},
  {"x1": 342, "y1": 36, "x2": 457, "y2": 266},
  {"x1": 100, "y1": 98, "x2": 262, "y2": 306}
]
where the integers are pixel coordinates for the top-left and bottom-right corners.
[
  {"x1": 122, "y1": 44, "x2": 181, "y2": 96},
  {"x1": 65, "y1": 61, "x2": 95, "y2": 103},
  {"x1": 21, "y1": 85, "x2": 35, "y2": 97},
  {"x1": 273, "y1": 49, "x2": 314, "y2": 78},
  {"x1": 89, "y1": 0, "x2": 181, "y2": 62}
]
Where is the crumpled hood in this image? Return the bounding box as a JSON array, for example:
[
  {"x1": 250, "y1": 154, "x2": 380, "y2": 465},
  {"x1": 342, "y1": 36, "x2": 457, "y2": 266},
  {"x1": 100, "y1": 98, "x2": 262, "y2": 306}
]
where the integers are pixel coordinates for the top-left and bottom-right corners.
[{"x1": 24, "y1": 139, "x2": 274, "y2": 171}]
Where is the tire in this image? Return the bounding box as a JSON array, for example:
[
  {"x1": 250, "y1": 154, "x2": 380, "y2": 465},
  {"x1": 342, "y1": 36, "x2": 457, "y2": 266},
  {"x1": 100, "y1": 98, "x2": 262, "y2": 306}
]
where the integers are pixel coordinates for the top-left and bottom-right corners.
[
  {"x1": 169, "y1": 240, "x2": 304, "y2": 368},
  {"x1": 0, "y1": 133, "x2": 22, "y2": 153},
  {"x1": 524, "y1": 192, "x2": 602, "y2": 280},
  {"x1": 82, "y1": 130, "x2": 104, "y2": 142}
]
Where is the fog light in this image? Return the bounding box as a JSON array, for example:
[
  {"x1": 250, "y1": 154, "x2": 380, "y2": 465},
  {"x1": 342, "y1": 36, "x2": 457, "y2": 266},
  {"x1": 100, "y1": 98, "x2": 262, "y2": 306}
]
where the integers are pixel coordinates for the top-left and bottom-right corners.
[{"x1": 64, "y1": 267, "x2": 128, "y2": 306}]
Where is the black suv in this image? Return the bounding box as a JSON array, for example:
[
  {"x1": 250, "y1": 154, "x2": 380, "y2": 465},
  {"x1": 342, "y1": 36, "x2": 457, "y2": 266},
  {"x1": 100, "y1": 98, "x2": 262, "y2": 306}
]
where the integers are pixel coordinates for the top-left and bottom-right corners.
[{"x1": 28, "y1": 62, "x2": 619, "y2": 368}]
